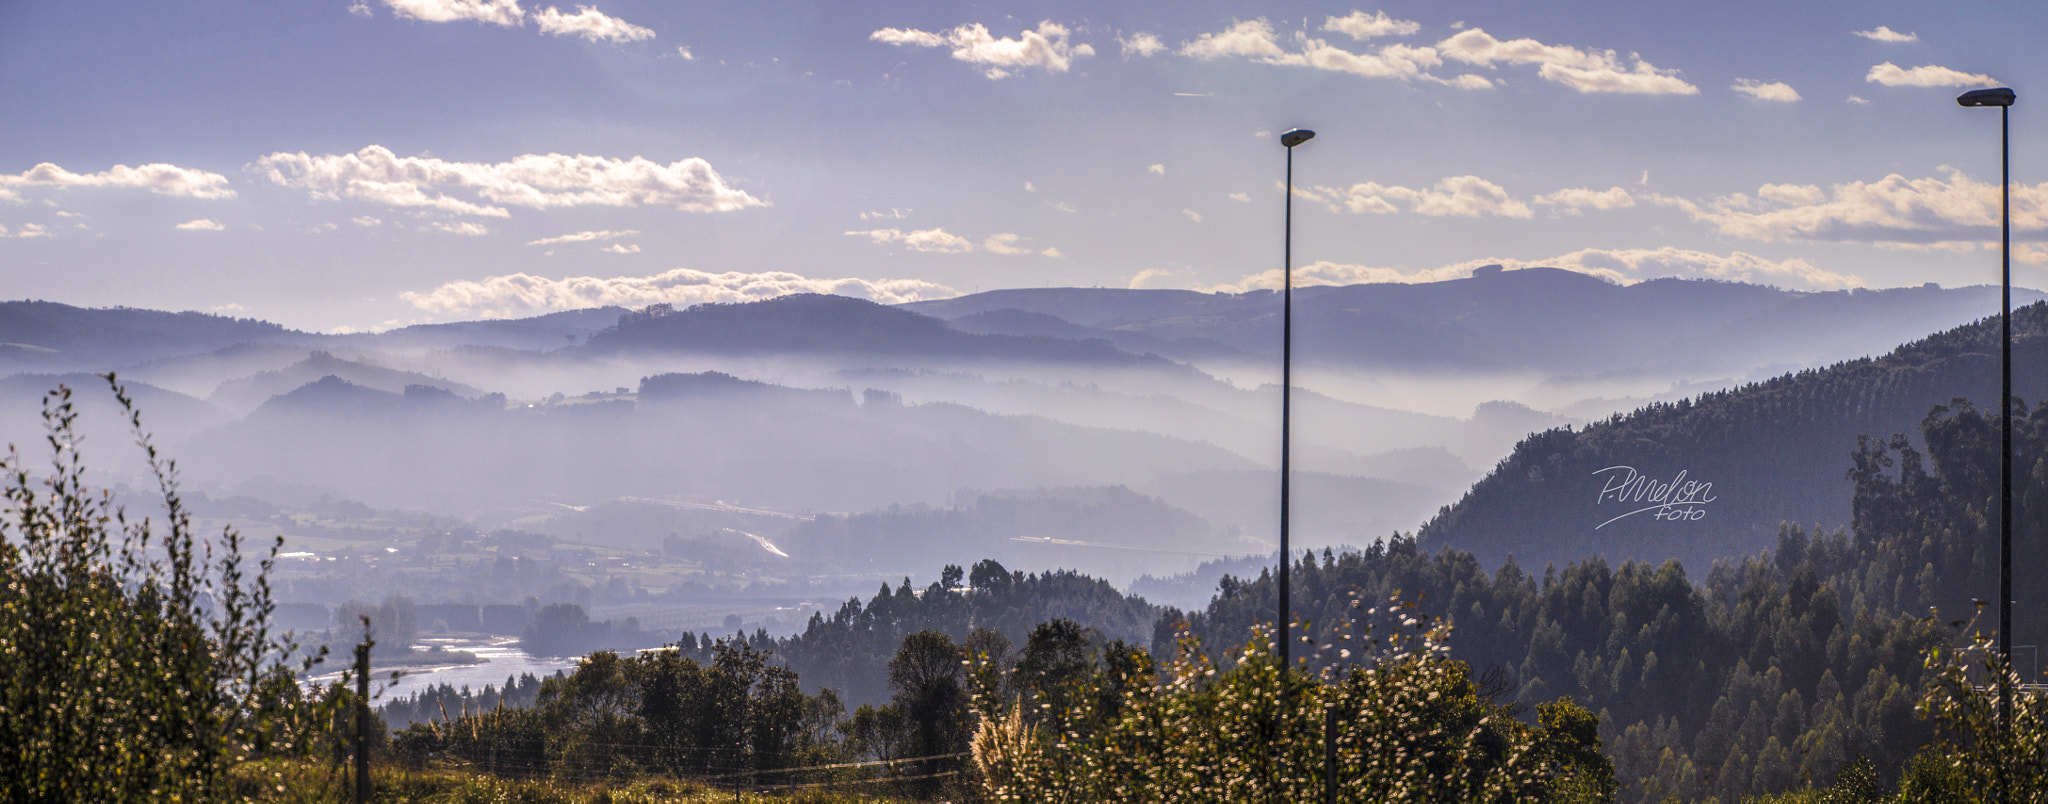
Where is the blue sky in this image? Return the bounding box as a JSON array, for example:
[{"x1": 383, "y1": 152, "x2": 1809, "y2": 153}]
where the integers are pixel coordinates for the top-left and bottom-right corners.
[{"x1": 1, "y1": 0, "x2": 2043, "y2": 332}]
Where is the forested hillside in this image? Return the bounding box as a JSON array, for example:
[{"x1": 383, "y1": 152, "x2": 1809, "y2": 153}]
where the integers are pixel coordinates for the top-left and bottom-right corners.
[
  {"x1": 1178, "y1": 394, "x2": 2046, "y2": 802},
  {"x1": 1420, "y1": 301, "x2": 2048, "y2": 572}
]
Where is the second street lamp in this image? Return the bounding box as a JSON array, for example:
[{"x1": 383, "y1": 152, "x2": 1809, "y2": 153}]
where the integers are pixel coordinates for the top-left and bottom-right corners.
[
  {"x1": 1957, "y1": 83, "x2": 2016, "y2": 801},
  {"x1": 1279, "y1": 127, "x2": 1314, "y2": 670}
]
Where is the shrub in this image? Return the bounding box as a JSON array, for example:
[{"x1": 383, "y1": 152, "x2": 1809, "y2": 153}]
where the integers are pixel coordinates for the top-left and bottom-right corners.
[{"x1": 0, "y1": 378, "x2": 324, "y2": 801}]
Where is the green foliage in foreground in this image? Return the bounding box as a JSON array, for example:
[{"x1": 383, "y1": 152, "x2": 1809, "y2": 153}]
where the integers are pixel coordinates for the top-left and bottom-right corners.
[
  {"x1": 974, "y1": 602, "x2": 1615, "y2": 803},
  {"x1": 0, "y1": 379, "x2": 327, "y2": 802},
  {"x1": 233, "y1": 759, "x2": 916, "y2": 803}
]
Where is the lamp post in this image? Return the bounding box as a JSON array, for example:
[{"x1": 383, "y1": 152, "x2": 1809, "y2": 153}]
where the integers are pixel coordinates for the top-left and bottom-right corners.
[
  {"x1": 1958, "y1": 84, "x2": 2015, "y2": 799},
  {"x1": 1278, "y1": 127, "x2": 1314, "y2": 671}
]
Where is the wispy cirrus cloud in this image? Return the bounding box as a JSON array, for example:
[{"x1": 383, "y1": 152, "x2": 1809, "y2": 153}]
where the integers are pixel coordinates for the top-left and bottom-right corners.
[
  {"x1": 1732, "y1": 78, "x2": 1800, "y2": 102},
  {"x1": 0, "y1": 161, "x2": 236, "y2": 199},
  {"x1": 1296, "y1": 175, "x2": 1533, "y2": 218},
  {"x1": 0, "y1": 223, "x2": 51, "y2": 239},
  {"x1": 174, "y1": 218, "x2": 225, "y2": 231},
  {"x1": 1435, "y1": 28, "x2": 1697, "y2": 94},
  {"x1": 254, "y1": 145, "x2": 764, "y2": 217},
  {"x1": 400, "y1": 268, "x2": 957, "y2": 318},
  {"x1": 1180, "y1": 18, "x2": 1478, "y2": 87},
  {"x1": 534, "y1": 5, "x2": 653, "y2": 42},
  {"x1": 872, "y1": 20, "x2": 1093, "y2": 79},
  {"x1": 527, "y1": 229, "x2": 638, "y2": 246},
  {"x1": 1199, "y1": 247, "x2": 1862, "y2": 293},
  {"x1": 429, "y1": 221, "x2": 489, "y2": 235},
  {"x1": 844, "y1": 227, "x2": 974, "y2": 253},
  {"x1": 1866, "y1": 62, "x2": 1997, "y2": 88},
  {"x1": 982, "y1": 233, "x2": 1058, "y2": 256},
  {"x1": 1854, "y1": 26, "x2": 1918, "y2": 43},
  {"x1": 1650, "y1": 168, "x2": 2048, "y2": 246}
]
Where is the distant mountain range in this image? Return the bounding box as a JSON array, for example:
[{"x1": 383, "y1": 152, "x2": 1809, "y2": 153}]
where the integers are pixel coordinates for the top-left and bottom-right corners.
[
  {"x1": 905, "y1": 268, "x2": 2041, "y2": 378},
  {"x1": 3, "y1": 271, "x2": 2039, "y2": 582}
]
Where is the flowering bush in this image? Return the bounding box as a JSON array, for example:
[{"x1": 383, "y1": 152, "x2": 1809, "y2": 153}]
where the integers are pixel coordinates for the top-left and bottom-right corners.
[{"x1": 973, "y1": 595, "x2": 1613, "y2": 802}]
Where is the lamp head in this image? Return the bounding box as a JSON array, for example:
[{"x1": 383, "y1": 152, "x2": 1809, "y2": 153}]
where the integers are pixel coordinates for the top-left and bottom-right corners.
[
  {"x1": 1280, "y1": 128, "x2": 1316, "y2": 148},
  {"x1": 1958, "y1": 87, "x2": 2016, "y2": 108}
]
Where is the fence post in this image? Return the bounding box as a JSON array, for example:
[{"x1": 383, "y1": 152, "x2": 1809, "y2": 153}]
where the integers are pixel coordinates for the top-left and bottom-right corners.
[
  {"x1": 355, "y1": 620, "x2": 373, "y2": 804},
  {"x1": 1324, "y1": 704, "x2": 1338, "y2": 804}
]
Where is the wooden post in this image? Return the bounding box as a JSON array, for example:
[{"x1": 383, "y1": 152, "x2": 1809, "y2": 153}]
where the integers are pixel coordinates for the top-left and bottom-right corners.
[
  {"x1": 1324, "y1": 704, "x2": 1338, "y2": 804},
  {"x1": 355, "y1": 619, "x2": 373, "y2": 804}
]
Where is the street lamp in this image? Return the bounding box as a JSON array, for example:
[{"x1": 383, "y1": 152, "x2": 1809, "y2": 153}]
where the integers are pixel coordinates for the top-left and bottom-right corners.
[
  {"x1": 1279, "y1": 127, "x2": 1314, "y2": 671},
  {"x1": 1958, "y1": 84, "x2": 2015, "y2": 798}
]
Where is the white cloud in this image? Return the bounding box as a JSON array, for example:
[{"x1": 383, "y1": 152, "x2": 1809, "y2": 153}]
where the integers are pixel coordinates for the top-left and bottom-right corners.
[
  {"x1": 174, "y1": 218, "x2": 225, "y2": 231},
  {"x1": 871, "y1": 20, "x2": 1094, "y2": 79},
  {"x1": 0, "y1": 223, "x2": 50, "y2": 239},
  {"x1": 401, "y1": 267, "x2": 958, "y2": 318},
  {"x1": 1181, "y1": 19, "x2": 1292, "y2": 61},
  {"x1": 1534, "y1": 186, "x2": 1635, "y2": 213},
  {"x1": 845, "y1": 227, "x2": 973, "y2": 253},
  {"x1": 1023, "y1": 182, "x2": 1036, "y2": 193},
  {"x1": 430, "y1": 221, "x2": 490, "y2": 235},
  {"x1": 1040, "y1": 246, "x2": 1063, "y2": 258},
  {"x1": 1732, "y1": 78, "x2": 1800, "y2": 102},
  {"x1": 255, "y1": 145, "x2": 764, "y2": 217},
  {"x1": 527, "y1": 229, "x2": 637, "y2": 246},
  {"x1": 0, "y1": 161, "x2": 235, "y2": 199},
  {"x1": 1148, "y1": 164, "x2": 1165, "y2": 175},
  {"x1": 349, "y1": 1, "x2": 372, "y2": 16},
  {"x1": 1651, "y1": 168, "x2": 2048, "y2": 245},
  {"x1": 1756, "y1": 183, "x2": 1825, "y2": 205},
  {"x1": 1200, "y1": 247, "x2": 1862, "y2": 293},
  {"x1": 1181, "y1": 208, "x2": 1203, "y2": 222},
  {"x1": 1119, "y1": 32, "x2": 1164, "y2": 58},
  {"x1": 534, "y1": 5, "x2": 654, "y2": 43},
  {"x1": 1299, "y1": 175, "x2": 1533, "y2": 218},
  {"x1": 982, "y1": 233, "x2": 1041, "y2": 255},
  {"x1": 600, "y1": 243, "x2": 640, "y2": 253},
  {"x1": 352, "y1": 215, "x2": 384, "y2": 227},
  {"x1": 1229, "y1": 192, "x2": 1250, "y2": 202},
  {"x1": 1436, "y1": 28, "x2": 1698, "y2": 95},
  {"x1": 1866, "y1": 62, "x2": 1997, "y2": 88},
  {"x1": 211, "y1": 303, "x2": 245, "y2": 312},
  {"x1": 1321, "y1": 10, "x2": 1421, "y2": 40},
  {"x1": 1847, "y1": 95, "x2": 1871, "y2": 105},
  {"x1": 382, "y1": 0, "x2": 523, "y2": 26},
  {"x1": 859, "y1": 208, "x2": 910, "y2": 220},
  {"x1": 871, "y1": 27, "x2": 944, "y2": 47},
  {"x1": 1182, "y1": 19, "x2": 1463, "y2": 85},
  {"x1": 1127, "y1": 268, "x2": 1174, "y2": 289},
  {"x1": 1046, "y1": 201, "x2": 1076, "y2": 213},
  {"x1": 1854, "y1": 26, "x2": 1918, "y2": 43},
  {"x1": 676, "y1": 46, "x2": 694, "y2": 60}
]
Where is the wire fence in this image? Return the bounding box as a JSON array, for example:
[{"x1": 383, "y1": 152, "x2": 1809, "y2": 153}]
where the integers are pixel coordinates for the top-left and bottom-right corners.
[{"x1": 370, "y1": 735, "x2": 978, "y2": 796}]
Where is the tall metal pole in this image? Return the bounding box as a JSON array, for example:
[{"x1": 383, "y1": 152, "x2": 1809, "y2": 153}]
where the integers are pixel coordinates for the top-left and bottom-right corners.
[
  {"x1": 1998, "y1": 98, "x2": 2013, "y2": 755},
  {"x1": 1277, "y1": 127, "x2": 1313, "y2": 668},
  {"x1": 1959, "y1": 86, "x2": 2016, "y2": 802},
  {"x1": 1280, "y1": 141, "x2": 1294, "y2": 672}
]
